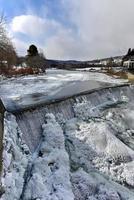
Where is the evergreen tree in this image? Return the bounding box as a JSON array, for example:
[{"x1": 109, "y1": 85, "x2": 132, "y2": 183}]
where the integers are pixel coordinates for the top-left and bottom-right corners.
[
  {"x1": 27, "y1": 44, "x2": 38, "y2": 56},
  {"x1": 127, "y1": 48, "x2": 131, "y2": 56}
]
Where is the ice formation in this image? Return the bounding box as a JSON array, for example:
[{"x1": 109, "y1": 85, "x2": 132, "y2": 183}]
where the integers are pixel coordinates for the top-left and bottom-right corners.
[
  {"x1": 0, "y1": 69, "x2": 127, "y2": 112},
  {"x1": 1, "y1": 109, "x2": 134, "y2": 199},
  {"x1": 1, "y1": 112, "x2": 30, "y2": 200},
  {"x1": 22, "y1": 113, "x2": 74, "y2": 200},
  {"x1": 0, "y1": 70, "x2": 134, "y2": 199}
]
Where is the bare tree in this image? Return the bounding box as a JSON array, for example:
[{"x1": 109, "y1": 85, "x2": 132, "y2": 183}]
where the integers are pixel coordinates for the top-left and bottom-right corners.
[
  {"x1": 0, "y1": 15, "x2": 17, "y2": 74},
  {"x1": 39, "y1": 48, "x2": 46, "y2": 59}
]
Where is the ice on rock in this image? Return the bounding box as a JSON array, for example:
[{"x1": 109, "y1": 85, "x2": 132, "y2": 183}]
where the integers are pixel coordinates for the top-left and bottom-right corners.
[
  {"x1": 1, "y1": 113, "x2": 74, "y2": 200},
  {"x1": 73, "y1": 101, "x2": 101, "y2": 120},
  {"x1": 96, "y1": 184, "x2": 121, "y2": 200},
  {"x1": 23, "y1": 113, "x2": 74, "y2": 200},
  {"x1": 71, "y1": 169, "x2": 133, "y2": 200},
  {"x1": 65, "y1": 119, "x2": 134, "y2": 162},
  {"x1": 122, "y1": 161, "x2": 134, "y2": 187},
  {"x1": 65, "y1": 118, "x2": 96, "y2": 172},
  {"x1": 1, "y1": 83, "x2": 134, "y2": 199},
  {"x1": 41, "y1": 113, "x2": 65, "y2": 150},
  {"x1": 71, "y1": 169, "x2": 97, "y2": 199},
  {"x1": 64, "y1": 112, "x2": 134, "y2": 192},
  {"x1": 1, "y1": 112, "x2": 30, "y2": 200},
  {"x1": 2, "y1": 105, "x2": 134, "y2": 199}
]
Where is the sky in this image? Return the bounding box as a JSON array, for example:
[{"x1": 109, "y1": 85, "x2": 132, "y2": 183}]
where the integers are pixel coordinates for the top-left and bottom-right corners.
[{"x1": 0, "y1": 0, "x2": 134, "y2": 60}]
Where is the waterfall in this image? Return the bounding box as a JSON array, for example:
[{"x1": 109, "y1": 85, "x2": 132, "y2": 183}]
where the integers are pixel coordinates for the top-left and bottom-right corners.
[{"x1": 14, "y1": 84, "x2": 134, "y2": 152}]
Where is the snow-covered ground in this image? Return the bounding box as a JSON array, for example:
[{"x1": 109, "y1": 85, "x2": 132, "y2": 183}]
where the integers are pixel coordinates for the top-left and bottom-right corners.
[
  {"x1": 1, "y1": 69, "x2": 134, "y2": 199},
  {"x1": 0, "y1": 69, "x2": 128, "y2": 112}
]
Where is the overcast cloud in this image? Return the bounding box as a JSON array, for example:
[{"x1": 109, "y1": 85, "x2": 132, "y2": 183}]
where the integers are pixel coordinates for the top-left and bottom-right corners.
[{"x1": 10, "y1": 0, "x2": 134, "y2": 60}]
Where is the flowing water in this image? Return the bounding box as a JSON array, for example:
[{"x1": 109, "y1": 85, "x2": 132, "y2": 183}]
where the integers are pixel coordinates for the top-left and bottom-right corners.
[{"x1": 15, "y1": 84, "x2": 133, "y2": 153}]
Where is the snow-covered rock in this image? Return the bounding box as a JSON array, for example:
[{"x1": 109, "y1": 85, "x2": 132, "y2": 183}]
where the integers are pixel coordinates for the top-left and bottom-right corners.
[
  {"x1": 1, "y1": 110, "x2": 134, "y2": 199},
  {"x1": 1, "y1": 112, "x2": 30, "y2": 200},
  {"x1": 23, "y1": 114, "x2": 74, "y2": 200},
  {"x1": 1, "y1": 77, "x2": 134, "y2": 199}
]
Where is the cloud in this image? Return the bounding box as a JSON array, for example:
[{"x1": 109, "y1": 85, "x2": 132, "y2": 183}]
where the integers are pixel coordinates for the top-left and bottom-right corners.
[
  {"x1": 10, "y1": 0, "x2": 134, "y2": 60},
  {"x1": 10, "y1": 14, "x2": 88, "y2": 59},
  {"x1": 10, "y1": 14, "x2": 66, "y2": 57},
  {"x1": 45, "y1": 29, "x2": 92, "y2": 60},
  {"x1": 12, "y1": 38, "x2": 28, "y2": 55},
  {"x1": 11, "y1": 15, "x2": 61, "y2": 38},
  {"x1": 64, "y1": 0, "x2": 134, "y2": 58}
]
